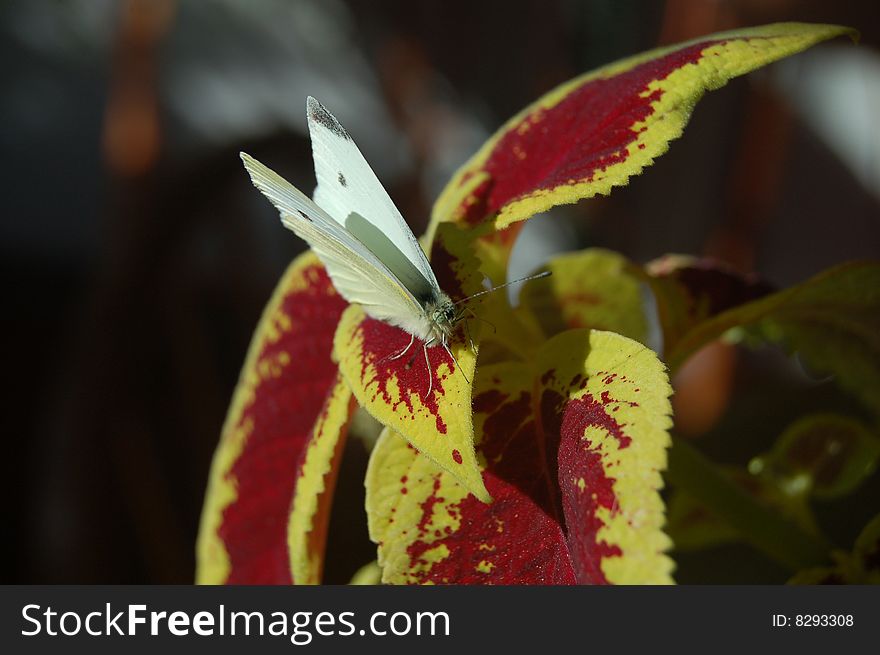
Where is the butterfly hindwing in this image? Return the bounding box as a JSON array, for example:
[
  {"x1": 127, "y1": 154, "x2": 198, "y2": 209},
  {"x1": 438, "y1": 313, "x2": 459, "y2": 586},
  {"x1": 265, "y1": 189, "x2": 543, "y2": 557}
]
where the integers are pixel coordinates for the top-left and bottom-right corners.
[{"x1": 240, "y1": 153, "x2": 428, "y2": 334}]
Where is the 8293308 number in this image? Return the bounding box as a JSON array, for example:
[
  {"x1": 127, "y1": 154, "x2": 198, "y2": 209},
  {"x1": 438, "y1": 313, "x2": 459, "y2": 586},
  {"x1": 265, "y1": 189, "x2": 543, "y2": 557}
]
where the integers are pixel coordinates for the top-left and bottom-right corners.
[{"x1": 795, "y1": 615, "x2": 853, "y2": 627}]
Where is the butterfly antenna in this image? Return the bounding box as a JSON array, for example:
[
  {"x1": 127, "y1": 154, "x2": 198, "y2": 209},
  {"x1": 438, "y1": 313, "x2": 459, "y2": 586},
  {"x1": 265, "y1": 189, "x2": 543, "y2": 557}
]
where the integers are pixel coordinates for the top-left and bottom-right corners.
[
  {"x1": 462, "y1": 307, "x2": 496, "y2": 334},
  {"x1": 443, "y1": 341, "x2": 470, "y2": 384},
  {"x1": 453, "y1": 270, "x2": 551, "y2": 305}
]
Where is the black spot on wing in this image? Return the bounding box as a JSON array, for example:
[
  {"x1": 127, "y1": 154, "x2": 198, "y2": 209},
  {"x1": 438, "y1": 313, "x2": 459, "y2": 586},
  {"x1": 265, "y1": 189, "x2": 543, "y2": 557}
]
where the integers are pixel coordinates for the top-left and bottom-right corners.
[
  {"x1": 338, "y1": 172, "x2": 347, "y2": 187},
  {"x1": 297, "y1": 210, "x2": 313, "y2": 223},
  {"x1": 307, "y1": 97, "x2": 351, "y2": 140}
]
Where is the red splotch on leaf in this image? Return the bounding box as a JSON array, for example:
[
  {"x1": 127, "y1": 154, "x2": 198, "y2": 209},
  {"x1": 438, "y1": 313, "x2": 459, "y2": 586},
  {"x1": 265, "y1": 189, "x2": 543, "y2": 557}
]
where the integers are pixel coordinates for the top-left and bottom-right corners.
[
  {"x1": 472, "y1": 389, "x2": 508, "y2": 414},
  {"x1": 457, "y1": 177, "x2": 494, "y2": 226},
  {"x1": 557, "y1": 392, "x2": 635, "y2": 583},
  {"x1": 654, "y1": 258, "x2": 774, "y2": 319},
  {"x1": 480, "y1": 392, "x2": 532, "y2": 465},
  {"x1": 417, "y1": 477, "x2": 444, "y2": 533},
  {"x1": 429, "y1": 231, "x2": 468, "y2": 300},
  {"x1": 220, "y1": 263, "x2": 348, "y2": 584},
  {"x1": 406, "y1": 395, "x2": 577, "y2": 584},
  {"x1": 600, "y1": 390, "x2": 637, "y2": 416},
  {"x1": 356, "y1": 317, "x2": 452, "y2": 434},
  {"x1": 401, "y1": 369, "x2": 641, "y2": 584},
  {"x1": 582, "y1": 391, "x2": 634, "y2": 449},
  {"x1": 454, "y1": 41, "x2": 724, "y2": 223},
  {"x1": 451, "y1": 449, "x2": 463, "y2": 464}
]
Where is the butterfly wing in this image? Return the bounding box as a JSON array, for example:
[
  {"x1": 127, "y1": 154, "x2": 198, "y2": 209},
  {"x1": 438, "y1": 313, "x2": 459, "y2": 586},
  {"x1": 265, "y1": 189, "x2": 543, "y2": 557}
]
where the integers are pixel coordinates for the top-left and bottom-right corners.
[
  {"x1": 241, "y1": 153, "x2": 429, "y2": 335},
  {"x1": 306, "y1": 97, "x2": 440, "y2": 305}
]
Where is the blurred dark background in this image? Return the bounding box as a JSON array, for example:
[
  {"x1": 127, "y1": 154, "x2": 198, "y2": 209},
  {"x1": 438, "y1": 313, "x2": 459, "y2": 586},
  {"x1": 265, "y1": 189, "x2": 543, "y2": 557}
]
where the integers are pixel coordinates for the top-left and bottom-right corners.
[{"x1": 3, "y1": 0, "x2": 878, "y2": 584}]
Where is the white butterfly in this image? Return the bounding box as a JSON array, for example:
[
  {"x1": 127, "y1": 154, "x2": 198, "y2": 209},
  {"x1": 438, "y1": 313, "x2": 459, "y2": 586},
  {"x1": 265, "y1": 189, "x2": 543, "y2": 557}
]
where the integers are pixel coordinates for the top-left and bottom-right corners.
[{"x1": 241, "y1": 97, "x2": 466, "y2": 395}]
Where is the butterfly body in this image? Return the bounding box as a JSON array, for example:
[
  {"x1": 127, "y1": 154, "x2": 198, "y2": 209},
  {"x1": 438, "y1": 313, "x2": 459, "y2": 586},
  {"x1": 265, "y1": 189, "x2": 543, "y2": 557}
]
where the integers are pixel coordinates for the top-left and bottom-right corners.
[{"x1": 366, "y1": 284, "x2": 458, "y2": 355}]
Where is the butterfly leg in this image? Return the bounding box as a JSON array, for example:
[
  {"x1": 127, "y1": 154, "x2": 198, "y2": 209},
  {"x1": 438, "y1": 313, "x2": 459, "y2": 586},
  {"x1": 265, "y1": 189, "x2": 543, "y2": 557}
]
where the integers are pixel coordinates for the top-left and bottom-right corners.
[
  {"x1": 442, "y1": 337, "x2": 470, "y2": 384},
  {"x1": 381, "y1": 332, "x2": 416, "y2": 363},
  {"x1": 462, "y1": 318, "x2": 477, "y2": 354},
  {"x1": 422, "y1": 337, "x2": 436, "y2": 398}
]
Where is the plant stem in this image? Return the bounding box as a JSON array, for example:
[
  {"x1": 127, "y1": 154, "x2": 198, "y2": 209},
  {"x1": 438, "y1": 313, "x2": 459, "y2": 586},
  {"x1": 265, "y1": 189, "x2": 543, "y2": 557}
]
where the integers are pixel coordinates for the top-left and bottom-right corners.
[{"x1": 666, "y1": 436, "x2": 832, "y2": 572}]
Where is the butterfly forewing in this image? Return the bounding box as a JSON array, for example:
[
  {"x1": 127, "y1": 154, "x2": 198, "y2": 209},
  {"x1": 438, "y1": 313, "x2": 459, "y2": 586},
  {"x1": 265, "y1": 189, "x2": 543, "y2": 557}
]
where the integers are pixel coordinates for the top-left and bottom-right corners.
[{"x1": 306, "y1": 97, "x2": 441, "y2": 305}]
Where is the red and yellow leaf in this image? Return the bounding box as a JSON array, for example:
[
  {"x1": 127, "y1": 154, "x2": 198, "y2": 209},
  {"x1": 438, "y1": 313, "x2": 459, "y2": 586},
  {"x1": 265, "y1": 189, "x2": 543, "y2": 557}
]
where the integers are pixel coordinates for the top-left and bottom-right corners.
[
  {"x1": 429, "y1": 23, "x2": 854, "y2": 278},
  {"x1": 286, "y1": 376, "x2": 356, "y2": 584},
  {"x1": 196, "y1": 252, "x2": 353, "y2": 584},
  {"x1": 518, "y1": 248, "x2": 650, "y2": 344},
  {"x1": 333, "y1": 223, "x2": 491, "y2": 502},
  {"x1": 366, "y1": 329, "x2": 673, "y2": 584},
  {"x1": 644, "y1": 255, "x2": 773, "y2": 359}
]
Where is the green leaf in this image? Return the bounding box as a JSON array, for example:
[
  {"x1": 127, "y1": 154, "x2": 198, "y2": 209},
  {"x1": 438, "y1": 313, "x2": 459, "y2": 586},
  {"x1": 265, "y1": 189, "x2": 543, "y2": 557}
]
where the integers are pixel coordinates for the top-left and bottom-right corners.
[
  {"x1": 665, "y1": 262, "x2": 880, "y2": 413},
  {"x1": 667, "y1": 466, "x2": 816, "y2": 552},
  {"x1": 789, "y1": 512, "x2": 880, "y2": 584},
  {"x1": 749, "y1": 414, "x2": 880, "y2": 500},
  {"x1": 667, "y1": 437, "x2": 830, "y2": 571},
  {"x1": 853, "y1": 512, "x2": 880, "y2": 583}
]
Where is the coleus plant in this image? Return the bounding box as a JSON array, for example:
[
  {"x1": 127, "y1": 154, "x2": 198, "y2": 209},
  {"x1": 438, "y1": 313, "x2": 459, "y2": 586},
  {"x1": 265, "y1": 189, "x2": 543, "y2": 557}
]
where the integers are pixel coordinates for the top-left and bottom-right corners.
[{"x1": 196, "y1": 22, "x2": 880, "y2": 585}]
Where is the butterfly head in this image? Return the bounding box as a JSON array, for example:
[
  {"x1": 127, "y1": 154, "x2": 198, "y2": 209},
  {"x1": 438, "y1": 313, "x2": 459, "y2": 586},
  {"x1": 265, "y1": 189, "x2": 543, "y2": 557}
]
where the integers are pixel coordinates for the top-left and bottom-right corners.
[{"x1": 425, "y1": 293, "x2": 459, "y2": 343}]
